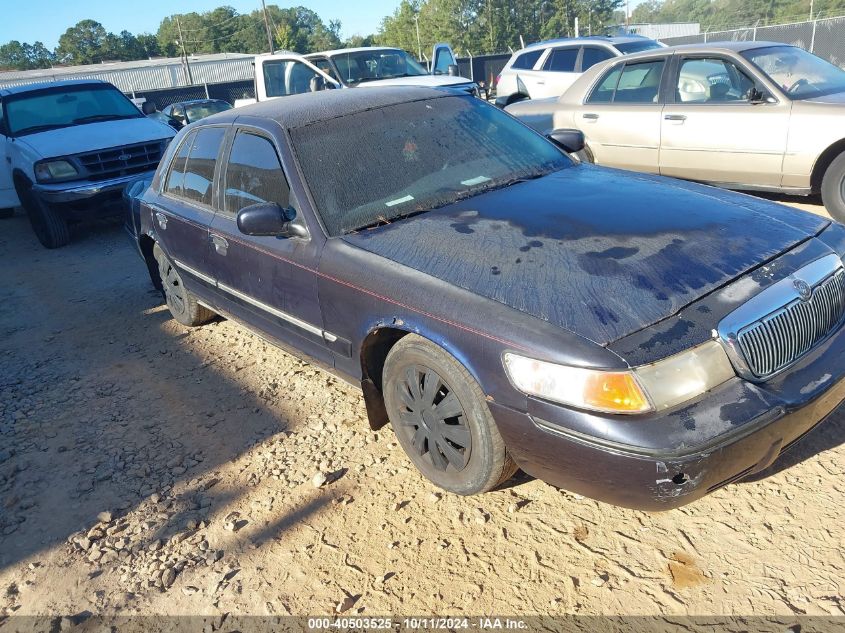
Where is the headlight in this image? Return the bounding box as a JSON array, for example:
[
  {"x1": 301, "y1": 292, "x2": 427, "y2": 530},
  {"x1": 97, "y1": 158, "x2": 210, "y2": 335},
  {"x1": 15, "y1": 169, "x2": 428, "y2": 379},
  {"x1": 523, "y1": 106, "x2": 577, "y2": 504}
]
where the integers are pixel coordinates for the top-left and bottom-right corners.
[
  {"x1": 34, "y1": 159, "x2": 78, "y2": 182},
  {"x1": 503, "y1": 341, "x2": 735, "y2": 415}
]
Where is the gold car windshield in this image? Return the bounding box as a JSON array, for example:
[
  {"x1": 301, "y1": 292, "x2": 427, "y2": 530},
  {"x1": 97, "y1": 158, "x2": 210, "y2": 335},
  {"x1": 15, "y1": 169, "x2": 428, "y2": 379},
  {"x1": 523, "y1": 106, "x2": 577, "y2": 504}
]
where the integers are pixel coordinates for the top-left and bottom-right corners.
[{"x1": 742, "y1": 45, "x2": 845, "y2": 99}]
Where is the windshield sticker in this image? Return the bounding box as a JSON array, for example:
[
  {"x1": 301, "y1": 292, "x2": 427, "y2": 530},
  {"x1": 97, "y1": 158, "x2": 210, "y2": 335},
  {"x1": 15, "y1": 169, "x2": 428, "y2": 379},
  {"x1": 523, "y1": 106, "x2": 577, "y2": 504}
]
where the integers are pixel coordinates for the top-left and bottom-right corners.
[
  {"x1": 403, "y1": 140, "x2": 419, "y2": 162},
  {"x1": 461, "y1": 176, "x2": 492, "y2": 186},
  {"x1": 386, "y1": 195, "x2": 414, "y2": 207}
]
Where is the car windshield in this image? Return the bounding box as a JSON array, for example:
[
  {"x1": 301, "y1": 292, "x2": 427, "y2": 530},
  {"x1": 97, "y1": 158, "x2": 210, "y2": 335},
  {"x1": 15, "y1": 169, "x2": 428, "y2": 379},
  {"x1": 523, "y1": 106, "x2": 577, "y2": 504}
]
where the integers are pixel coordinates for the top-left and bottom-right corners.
[
  {"x1": 291, "y1": 95, "x2": 573, "y2": 236},
  {"x1": 330, "y1": 49, "x2": 428, "y2": 85},
  {"x1": 185, "y1": 101, "x2": 232, "y2": 123},
  {"x1": 4, "y1": 84, "x2": 141, "y2": 136},
  {"x1": 614, "y1": 40, "x2": 662, "y2": 54},
  {"x1": 742, "y1": 45, "x2": 845, "y2": 99}
]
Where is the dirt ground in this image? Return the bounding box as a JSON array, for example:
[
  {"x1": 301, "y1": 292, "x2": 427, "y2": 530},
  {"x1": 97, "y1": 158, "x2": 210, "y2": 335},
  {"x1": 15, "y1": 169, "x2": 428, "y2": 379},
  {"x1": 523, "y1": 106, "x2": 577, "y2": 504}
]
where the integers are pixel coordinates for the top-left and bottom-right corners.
[{"x1": 0, "y1": 194, "x2": 843, "y2": 621}]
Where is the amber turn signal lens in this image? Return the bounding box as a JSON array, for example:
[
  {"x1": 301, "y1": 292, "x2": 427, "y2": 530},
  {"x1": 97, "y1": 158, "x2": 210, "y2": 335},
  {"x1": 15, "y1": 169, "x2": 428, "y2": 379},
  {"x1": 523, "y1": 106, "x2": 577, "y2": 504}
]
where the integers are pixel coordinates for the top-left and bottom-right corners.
[{"x1": 582, "y1": 372, "x2": 651, "y2": 413}]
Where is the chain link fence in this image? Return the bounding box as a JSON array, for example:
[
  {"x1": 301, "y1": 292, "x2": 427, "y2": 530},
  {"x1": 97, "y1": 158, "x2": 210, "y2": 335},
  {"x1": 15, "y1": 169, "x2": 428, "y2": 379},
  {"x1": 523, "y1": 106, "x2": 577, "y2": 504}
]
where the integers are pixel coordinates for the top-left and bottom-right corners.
[
  {"x1": 661, "y1": 15, "x2": 845, "y2": 67},
  {"x1": 128, "y1": 80, "x2": 255, "y2": 109}
]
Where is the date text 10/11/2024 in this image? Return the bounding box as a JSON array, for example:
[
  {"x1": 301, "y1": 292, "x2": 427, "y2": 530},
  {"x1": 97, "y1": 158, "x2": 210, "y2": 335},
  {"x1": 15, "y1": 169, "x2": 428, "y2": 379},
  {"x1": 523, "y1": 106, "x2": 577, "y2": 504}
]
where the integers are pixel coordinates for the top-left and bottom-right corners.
[{"x1": 307, "y1": 617, "x2": 529, "y2": 630}]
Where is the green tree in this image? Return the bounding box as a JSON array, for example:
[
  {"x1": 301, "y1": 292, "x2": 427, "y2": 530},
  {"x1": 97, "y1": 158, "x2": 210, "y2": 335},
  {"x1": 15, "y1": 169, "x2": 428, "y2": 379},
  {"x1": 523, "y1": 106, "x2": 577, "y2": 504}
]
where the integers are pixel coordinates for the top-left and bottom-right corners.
[{"x1": 55, "y1": 19, "x2": 108, "y2": 64}]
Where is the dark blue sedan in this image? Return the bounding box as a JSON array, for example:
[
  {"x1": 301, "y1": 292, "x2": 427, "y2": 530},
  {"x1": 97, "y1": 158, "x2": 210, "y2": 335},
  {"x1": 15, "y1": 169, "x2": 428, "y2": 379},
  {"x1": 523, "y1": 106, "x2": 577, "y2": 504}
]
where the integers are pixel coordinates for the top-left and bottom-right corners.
[{"x1": 127, "y1": 86, "x2": 845, "y2": 510}]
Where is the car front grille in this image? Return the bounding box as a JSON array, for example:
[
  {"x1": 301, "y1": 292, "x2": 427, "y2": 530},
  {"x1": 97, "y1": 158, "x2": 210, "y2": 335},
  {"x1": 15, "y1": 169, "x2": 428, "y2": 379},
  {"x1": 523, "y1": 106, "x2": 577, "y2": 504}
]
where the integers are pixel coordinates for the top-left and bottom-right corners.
[
  {"x1": 76, "y1": 141, "x2": 165, "y2": 181},
  {"x1": 737, "y1": 268, "x2": 845, "y2": 378}
]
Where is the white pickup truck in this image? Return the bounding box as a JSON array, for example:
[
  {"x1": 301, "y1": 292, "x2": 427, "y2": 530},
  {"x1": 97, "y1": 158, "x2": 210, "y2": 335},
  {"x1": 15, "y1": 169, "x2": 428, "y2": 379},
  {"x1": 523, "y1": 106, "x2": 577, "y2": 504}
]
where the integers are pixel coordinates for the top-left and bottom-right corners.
[
  {"x1": 235, "y1": 45, "x2": 478, "y2": 107},
  {"x1": 0, "y1": 79, "x2": 175, "y2": 248}
]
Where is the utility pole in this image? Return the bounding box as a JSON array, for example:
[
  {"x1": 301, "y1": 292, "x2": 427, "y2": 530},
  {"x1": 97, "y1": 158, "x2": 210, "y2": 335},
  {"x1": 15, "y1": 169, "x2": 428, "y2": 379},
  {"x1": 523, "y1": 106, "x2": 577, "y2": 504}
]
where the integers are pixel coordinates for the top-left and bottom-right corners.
[
  {"x1": 414, "y1": 14, "x2": 422, "y2": 62},
  {"x1": 625, "y1": 0, "x2": 630, "y2": 30},
  {"x1": 809, "y1": 0, "x2": 814, "y2": 20},
  {"x1": 175, "y1": 17, "x2": 193, "y2": 85},
  {"x1": 261, "y1": 0, "x2": 275, "y2": 54}
]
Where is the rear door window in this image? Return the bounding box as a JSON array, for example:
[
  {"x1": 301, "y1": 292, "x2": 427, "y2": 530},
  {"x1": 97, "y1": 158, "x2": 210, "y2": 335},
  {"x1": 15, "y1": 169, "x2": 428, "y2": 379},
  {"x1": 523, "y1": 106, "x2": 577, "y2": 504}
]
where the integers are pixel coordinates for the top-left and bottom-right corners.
[
  {"x1": 587, "y1": 60, "x2": 665, "y2": 104},
  {"x1": 511, "y1": 49, "x2": 543, "y2": 70},
  {"x1": 164, "y1": 130, "x2": 196, "y2": 197},
  {"x1": 224, "y1": 131, "x2": 291, "y2": 215},
  {"x1": 263, "y1": 59, "x2": 326, "y2": 96},
  {"x1": 581, "y1": 46, "x2": 615, "y2": 71},
  {"x1": 543, "y1": 47, "x2": 579, "y2": 72},
  {"x1": 181, "y1": 127, "x2": 225, "y2": 207}
]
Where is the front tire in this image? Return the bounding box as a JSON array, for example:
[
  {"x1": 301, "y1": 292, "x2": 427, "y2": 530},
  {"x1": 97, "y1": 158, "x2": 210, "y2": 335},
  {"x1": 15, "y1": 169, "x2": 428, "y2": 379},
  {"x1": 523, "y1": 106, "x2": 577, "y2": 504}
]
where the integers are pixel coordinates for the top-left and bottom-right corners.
[
  {"x1": 821, "y1": 152, "x2": 845, "y2": 223},
  {"x1": 15, "y1": 177, "x2": 69, "y2": 249},
  {"x1": 382, "y1": 334, "x2": 517, "y2": 495},
  {"x1": 153, "y1": 243, "x2": 215, "y2": 327}
]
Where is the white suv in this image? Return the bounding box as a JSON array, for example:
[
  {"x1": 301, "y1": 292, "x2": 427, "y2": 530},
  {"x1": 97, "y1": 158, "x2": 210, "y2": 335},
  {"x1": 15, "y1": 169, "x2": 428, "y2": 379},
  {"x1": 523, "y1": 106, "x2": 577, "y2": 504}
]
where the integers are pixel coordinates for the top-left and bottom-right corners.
[{"x1": 495, "y1": 36, "x2": 663, "y2": 105}]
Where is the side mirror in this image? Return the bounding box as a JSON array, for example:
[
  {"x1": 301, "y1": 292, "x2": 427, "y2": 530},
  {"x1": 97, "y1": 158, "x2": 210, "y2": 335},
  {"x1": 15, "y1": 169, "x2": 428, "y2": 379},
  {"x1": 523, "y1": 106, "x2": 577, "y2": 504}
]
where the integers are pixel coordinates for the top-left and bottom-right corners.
[
  {"x1": 447, "y1": 64, "x2": 460, "y2": 77},
  {"x1": 746, "y1": 86, "x2": 769, "y2": 103},
  {"x1": 237, "y1": 202, "x2": 307, "y2": 238},
  {"x1": 546, "y1": 129, "x2": 585, "y2": 154},
  {"x1": 167, "y1": 118, "x2": 182, "y2": 130},
  {"x1": 141, "y1": 101, "x2": 157, "y2": 115}
]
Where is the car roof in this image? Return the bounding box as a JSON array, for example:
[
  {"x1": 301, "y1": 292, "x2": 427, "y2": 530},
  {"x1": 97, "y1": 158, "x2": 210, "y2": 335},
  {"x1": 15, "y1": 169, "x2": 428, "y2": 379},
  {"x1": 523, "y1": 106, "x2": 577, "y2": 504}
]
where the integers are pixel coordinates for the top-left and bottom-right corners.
[
  {"x1": 522, "y1": 35, "x2": 655, "y2": 51},
  {"x1": 0, "y1": 78, "x2": 110, "y2": 97},
  {"x1": 209, "y1": 86, "x2": 457, "y2": 130},
  {"x1": 619, "y1": 40, "x2": 791, "y2": 60},
  {"x1": 308, "y1": 46, "x2": 403, "y2": 57},
  {"x1": 168, "y1": 99, "x2": 228, "y2": 106}
]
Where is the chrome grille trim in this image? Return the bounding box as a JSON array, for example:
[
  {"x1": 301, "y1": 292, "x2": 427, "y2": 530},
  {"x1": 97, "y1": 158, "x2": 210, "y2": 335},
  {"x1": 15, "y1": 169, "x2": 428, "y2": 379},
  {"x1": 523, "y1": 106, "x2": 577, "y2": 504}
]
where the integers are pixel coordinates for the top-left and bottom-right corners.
[
  {"x1": 736, "y1": 268, "x2": 845, "y2": 379},
  {"x1": 718, "y1": 254, "x2": 845, "y2": 381},
  {"x1": 76, "y1": 140, "x2": 165, "y2": 182}
]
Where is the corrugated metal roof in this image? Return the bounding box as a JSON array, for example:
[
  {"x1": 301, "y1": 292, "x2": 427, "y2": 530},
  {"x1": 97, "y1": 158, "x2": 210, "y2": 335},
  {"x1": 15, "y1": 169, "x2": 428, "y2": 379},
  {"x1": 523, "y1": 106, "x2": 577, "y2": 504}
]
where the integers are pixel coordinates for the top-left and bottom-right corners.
[{"x1": 0, "y1": 53, "x2": 256, "y2": 92}]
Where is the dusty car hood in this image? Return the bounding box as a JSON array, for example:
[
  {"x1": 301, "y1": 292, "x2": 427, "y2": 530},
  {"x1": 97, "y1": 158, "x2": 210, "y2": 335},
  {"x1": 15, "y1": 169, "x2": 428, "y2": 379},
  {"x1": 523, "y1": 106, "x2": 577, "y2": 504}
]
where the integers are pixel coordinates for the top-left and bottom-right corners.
[
  {"x1": 343, "y1": 165, "x2": 828, "y2": 347},
  {"x1": 353, "y1": 75, "x2": 472, "y2": 88},
  {"x1": 18, "y1": 117, "x2": 174, "y2": 159}
]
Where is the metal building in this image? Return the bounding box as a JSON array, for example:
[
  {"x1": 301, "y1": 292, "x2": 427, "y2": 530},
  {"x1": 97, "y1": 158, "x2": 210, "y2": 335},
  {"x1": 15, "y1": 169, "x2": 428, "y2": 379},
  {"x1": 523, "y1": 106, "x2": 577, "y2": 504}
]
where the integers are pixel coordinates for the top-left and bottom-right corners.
[{"x1": 0, "y1": 53, "x2": 255, "y2": 93}]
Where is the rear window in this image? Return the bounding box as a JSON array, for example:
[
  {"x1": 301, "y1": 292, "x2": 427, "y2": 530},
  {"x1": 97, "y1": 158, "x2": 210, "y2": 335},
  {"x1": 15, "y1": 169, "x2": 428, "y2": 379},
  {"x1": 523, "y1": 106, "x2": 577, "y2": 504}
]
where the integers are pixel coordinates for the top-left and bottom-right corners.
[
  {"x1": 543, "y1": 48, "x2": 579, "y2": 72},
  {"x1": 511, "y1": 50, "x2": 543, "y2": 70},
  {"x1": 290, "y1": 96, "x2": 572, "y2": 236},
  {"x1": 614, "y1": 40, "x2": 663, "y2": 54}
]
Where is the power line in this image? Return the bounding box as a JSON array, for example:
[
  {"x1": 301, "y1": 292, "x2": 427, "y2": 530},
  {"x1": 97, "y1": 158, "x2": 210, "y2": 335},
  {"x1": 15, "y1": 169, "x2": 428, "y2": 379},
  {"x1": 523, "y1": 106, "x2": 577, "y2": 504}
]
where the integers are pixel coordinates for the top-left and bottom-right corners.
[{"x1": 180, "y1": 17, "x2": 265, "y2": 44}]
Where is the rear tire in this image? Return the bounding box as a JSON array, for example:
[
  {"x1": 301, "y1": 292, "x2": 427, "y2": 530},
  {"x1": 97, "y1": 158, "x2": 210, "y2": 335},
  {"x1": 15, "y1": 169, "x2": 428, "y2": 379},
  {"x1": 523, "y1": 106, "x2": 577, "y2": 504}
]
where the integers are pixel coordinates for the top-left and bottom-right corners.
[
  {"x1": 153, "y1": 243, "x2": 215, "y2": 327},
  {"x1": 0, "y1": 208, "x2": 13, "y2": 219},
  {"x1": 821, "y1": 151, "x2": 845, "y2": 223},
  {"x1": 15, "y1": 177, "x2": 69, "y2": 249},
  {"x1": 382, "y1": 334, "x2": 517, "y2": 495}
]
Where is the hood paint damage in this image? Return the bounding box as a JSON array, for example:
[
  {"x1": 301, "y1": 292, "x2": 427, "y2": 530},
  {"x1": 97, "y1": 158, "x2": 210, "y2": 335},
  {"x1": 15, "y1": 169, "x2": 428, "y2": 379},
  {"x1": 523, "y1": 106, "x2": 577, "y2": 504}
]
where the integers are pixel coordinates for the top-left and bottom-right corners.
[{"x1": 344, "y1": 165, "x2": 828, "y2": 347}]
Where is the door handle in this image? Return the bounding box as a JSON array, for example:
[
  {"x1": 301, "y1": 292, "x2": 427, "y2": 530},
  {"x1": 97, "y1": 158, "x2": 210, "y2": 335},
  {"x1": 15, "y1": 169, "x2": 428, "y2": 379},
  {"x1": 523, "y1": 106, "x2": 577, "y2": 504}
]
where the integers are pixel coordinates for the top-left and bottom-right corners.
[
  {"x1": 664, "y1": 114, "x2": 687, "y2": 122},
  {"x1": 583, "y1": 113, "x2": 599, "y2": 120},
  {"x1": 210, "y1": 234, "x2": 229, "y2": 256},
  {"x1": 155, "y1": 212, "x2": 168, "y2": 230}
]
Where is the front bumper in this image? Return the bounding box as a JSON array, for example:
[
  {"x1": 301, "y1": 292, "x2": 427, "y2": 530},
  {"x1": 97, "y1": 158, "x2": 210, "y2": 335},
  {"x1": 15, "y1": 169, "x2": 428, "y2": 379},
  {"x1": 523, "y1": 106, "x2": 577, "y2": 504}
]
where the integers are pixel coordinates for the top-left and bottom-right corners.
[
  {"x1": 490, "y1": 323, "x2": 845, "y2": 511},
  {"x1": 33, "y1": 171, "x2": 157, "y2": 205}
]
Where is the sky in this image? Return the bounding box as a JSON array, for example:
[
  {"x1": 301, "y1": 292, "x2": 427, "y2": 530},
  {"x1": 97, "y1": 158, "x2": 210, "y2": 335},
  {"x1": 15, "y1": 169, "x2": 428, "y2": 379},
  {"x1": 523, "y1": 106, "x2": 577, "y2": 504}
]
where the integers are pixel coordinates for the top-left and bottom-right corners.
[{"x1": 0, "y1": 0, "x2": 405, "y2": 48}]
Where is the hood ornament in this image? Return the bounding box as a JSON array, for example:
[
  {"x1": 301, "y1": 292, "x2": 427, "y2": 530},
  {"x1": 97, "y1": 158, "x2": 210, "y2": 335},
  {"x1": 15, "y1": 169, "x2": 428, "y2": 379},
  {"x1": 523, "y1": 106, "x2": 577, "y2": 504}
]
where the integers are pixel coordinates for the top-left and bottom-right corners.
[{"x1": 793, "y1": 278, "x2": 812, "y2": 302}]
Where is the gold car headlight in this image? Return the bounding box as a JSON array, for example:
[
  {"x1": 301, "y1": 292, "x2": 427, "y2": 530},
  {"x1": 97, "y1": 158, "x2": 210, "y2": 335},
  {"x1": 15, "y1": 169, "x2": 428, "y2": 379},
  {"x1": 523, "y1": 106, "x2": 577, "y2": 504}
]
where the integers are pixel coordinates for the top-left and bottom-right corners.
[
  {"x1": 503, "y1": 341, "x2": 735, "y2": 415},
  {"x1": 34, "y1": 159, "x2": 78, "y2": 182}
]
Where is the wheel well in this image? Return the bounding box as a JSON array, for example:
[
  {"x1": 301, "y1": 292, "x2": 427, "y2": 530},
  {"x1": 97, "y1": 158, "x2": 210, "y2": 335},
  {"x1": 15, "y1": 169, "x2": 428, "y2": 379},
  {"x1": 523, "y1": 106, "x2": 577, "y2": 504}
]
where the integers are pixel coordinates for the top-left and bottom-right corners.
[
  {"x1": 140, "y1": 235, "x2": 163, "y2": 291},
  {"x1": 506, "y1": 92, "x2": 529, "y2": 106},
  {"x1": 12, "y1": 170, "x2": 30, "y2": 194},
  {"x1": 359, "y1": 327, "x2": 410, "y2": 430},
  {"x1": 811, "y1": 139, "x2": 845, "y2": 193}
]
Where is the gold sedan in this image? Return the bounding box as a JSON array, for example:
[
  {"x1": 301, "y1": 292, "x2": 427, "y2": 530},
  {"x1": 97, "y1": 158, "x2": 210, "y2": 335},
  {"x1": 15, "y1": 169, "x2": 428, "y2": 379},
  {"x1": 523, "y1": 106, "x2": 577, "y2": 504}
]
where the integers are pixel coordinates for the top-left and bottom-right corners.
[{"x1": 505, "y1": 41, "x2": 845, "y2": 222}]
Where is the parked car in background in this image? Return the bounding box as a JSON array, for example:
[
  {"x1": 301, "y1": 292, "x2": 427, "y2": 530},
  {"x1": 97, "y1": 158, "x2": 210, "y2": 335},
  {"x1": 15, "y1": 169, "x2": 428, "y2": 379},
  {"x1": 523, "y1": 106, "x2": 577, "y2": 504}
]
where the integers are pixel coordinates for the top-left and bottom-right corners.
[
  {"x1": 128, "y1": 86, "x2": 845, "y2": 510},
  {"x1": 161, "y1": 99, "x2": 232, "y2": 129},
  {"x1": 506, "y1": 41, "x2": 845, "y2": 222},
  {"x1": 0, "y1": 79, "x2": 175, "y2": 247},
  {"x1": 495, "y1": 35, "x2": 663, "y2": 105},
  {"x1": 235, "y1": 45, "x2": 477, "y2": 107}
]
